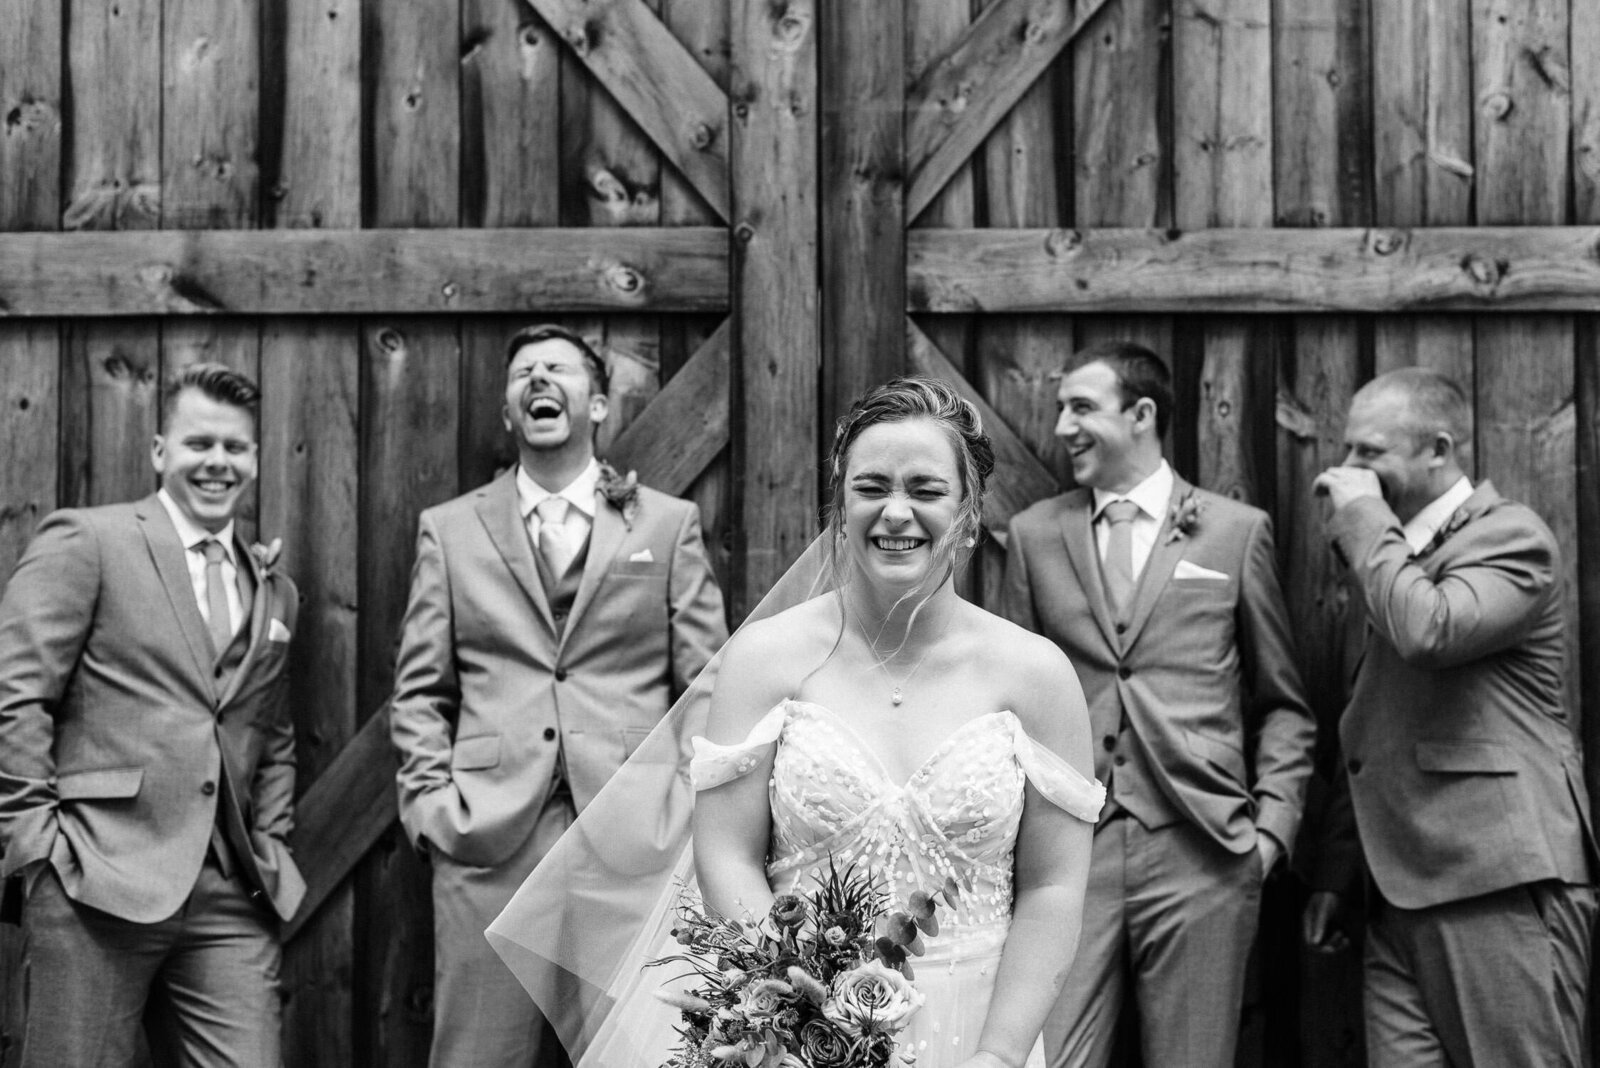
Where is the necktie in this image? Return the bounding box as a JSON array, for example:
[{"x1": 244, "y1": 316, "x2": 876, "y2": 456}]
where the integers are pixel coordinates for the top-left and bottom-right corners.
[
  {"x1": 1102, "y1": 499, "x2": 1140, "y2": 622},
  {"x1": 200, "y1": 538, "x2": 234, "y2": 658},
  {"x1": 536, "y1": 498, "x2": 575, "y2": 577}
]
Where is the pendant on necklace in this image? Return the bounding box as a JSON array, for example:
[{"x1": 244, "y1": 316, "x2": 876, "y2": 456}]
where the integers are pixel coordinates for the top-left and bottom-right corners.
[{"x1": 891, "y1": 687, "x2": 903, "y2": 706}]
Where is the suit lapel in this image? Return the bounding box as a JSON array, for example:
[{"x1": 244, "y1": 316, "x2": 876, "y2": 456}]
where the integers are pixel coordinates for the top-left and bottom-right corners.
[
  {"x1": 475, "y1": 471, "x2": 557, "y2": 634},
  {"x1": 1121, "y1": 477, "x2": 1191, "y2": 649},
  {"x1": 1059, "y1": 492, "x2": 1120, "y2": 650},
  {"x1": 563, "y1": 493, "x2": 625, "y2": 645},
  {"x1": 137, "y1": 496, "x2": 220, "y2": 704},
  {"x1": 215, "y1": 538, "x2": 270, "y2": 709}
]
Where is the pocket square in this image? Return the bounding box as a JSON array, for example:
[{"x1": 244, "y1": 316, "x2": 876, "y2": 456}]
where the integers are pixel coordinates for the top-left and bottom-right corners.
[
  {"x1": 628, "y1": 549, "x2": 655, "y2": 564},
  {"x1": 268, "y1": 618, "x2": 292, "y2": 643},
  {"x1": 1174, "y1": 559, "x2": 1229, "y2": 582}
]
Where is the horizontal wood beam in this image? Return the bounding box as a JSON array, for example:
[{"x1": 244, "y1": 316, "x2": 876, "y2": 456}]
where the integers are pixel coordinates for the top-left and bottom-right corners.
[
  {"x1": 528, "y1": 0, "x2": 730, "y2": 222},
  {"x1": 608, "y1": 319, "x2": 731, "y2": 494},
  {"x1": 1, "y1": 228, "x2": 729, "y2": 316},
  {"x1": 905, "y1": 0, "x2": 1113, "y2": 223},
  {"x1": 906, "y1": 318, "x2": 1059, "y2": 531},
  {"x1": 908, "y1": 227, "x2": 1600, "y2": 313}
]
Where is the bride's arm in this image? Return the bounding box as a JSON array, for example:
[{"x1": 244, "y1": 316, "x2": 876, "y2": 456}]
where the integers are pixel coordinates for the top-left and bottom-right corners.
[
  {"x1": 692, "y1": 622, "x2": 790, "y2": 923},
  {"x1": 970, "y1": 636, "x2": 1095, "y2": 1068}
]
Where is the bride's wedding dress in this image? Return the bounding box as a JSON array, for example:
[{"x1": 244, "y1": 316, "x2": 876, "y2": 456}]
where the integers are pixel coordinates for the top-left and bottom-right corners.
[{"x1": 687, "y1": 699, "x2": 1104, "y2": 1068}]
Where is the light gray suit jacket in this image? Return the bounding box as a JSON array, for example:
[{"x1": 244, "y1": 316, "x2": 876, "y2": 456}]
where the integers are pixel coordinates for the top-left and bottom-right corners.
[
  {"x1": 1003, "y1": 477, "x2": 1315, "y2": 856},
  {"x1": 389, "y1": 468, "x2": 728, "y2": 868},
  {"x1": 0, "y1": 498, "x2": 305, "y2": 923},
  {"x1": 1313, "y1": 483, "x2": 1593, "y2": 909}
]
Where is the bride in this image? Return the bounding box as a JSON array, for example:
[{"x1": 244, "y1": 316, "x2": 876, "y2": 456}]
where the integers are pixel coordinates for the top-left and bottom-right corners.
[{"x1": 489, "y1": 376, "x2": 1102, "y2": 1068}]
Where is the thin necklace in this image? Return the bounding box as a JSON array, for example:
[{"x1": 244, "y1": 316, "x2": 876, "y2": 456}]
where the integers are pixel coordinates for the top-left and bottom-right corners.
[{"x1": 848, "y1": 598, "x2": 948, "y2": 706}]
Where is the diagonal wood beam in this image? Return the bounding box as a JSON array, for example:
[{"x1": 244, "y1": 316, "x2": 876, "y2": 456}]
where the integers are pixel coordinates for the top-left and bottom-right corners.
[
  {"x1": 527, "y1": 0, "x2": 730, "y2": 222},
  {"x1": 906, "y1": 318, "x2": 1060, "y2": 533},
  {"x1": 608, "y1": 318, "x2": 731, "y2": 494},
  {"x1": 282, "y1": 325, "x2": 733, "y2": 940},
  {"x1": 905, "y1": 0, "x2": 1114, "y2": 224}
]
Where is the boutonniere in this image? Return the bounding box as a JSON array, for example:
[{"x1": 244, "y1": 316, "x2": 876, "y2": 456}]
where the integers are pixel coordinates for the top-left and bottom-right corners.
[
  {"x1": 1418, "y1": 508, "x2": 1470, "y2": 559},
  {"x1": 1165, "y1": 491, "x2": 1203, "y2": 544},
  {"x1": 597, "y1": 461, "x2": 641, "y2": 528},
  {"x1": 249, "y1": 537, "x2": 282, "y2": 578}
]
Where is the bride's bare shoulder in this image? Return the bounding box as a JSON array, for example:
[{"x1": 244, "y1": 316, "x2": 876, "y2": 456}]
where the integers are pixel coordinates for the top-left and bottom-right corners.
[{"x1": 718, "y1": 593, "x2": 841, "y2": 685}]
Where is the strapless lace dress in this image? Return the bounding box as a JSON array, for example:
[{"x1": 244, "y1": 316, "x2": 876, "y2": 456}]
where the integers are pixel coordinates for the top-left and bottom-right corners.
[{"x1": 687, "y1": 700, "x2": 1104, "y2": 1068}]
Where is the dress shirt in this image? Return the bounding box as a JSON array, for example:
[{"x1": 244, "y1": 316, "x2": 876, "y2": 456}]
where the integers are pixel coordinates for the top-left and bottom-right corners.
[
  {"x1": 1400, "y1": 475, "x2": 1475, "y2": 556},
  {"x1": 1091, "y1": 460, "x2": 1176, "y2": 580},
  {"x1": 157, "y1": 489, "x2": 245, "y2": 636},
  {"x1": 517, "y1": 459, "x2": 601, "y2": 552}
]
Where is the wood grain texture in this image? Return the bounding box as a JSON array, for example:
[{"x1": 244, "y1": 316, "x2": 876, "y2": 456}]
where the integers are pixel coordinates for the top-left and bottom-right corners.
[
  {"x1": 0, "y1": 326, "x2": 58, "y2": 589},
  {"x1": 357, "y1": 322, "x2": 459, "y2": 1068},
  {"x1": 63, "y1": 0, "x2": 160, "y2": 231},
  {"x1": 462, "y1": 0, "x2": 560, "y2": 228},
  {"x1": 1578, "y1": 0, "x2": 1600, "y2": 225},
  {"x1": 531, "y1": 0, "x2": 730, "y2": 221},
  {"x1": 163, "y1": 0, "x2": 259, "y2": 230},
  {"x1": 368, "y1": 0, "x2": 458, "y2": 228},
  {"x1": 58, "y1": 321, "x2": 160, "y2": 508},
  {"x1": 261, "y1": 320, "x2": 360, "y2": 1065},
  {"x1": 609, "y1": 320, "x2": 731, "y2": 495},
  {"x1": 0, "y1": 0, "x2": 61, "y2": 231},
  {"x1": 1, "y1": 229, "x2": 731, "y2": 316},
  {"x1": 265, "y1": 0, "x2": 361, "y2": 230},
  {"x1": 729, "y1": 0, "x2": 819, "y2": 620},
  {"x1": 820, "y1": 0, "x2": 904, "y2": 429},
  {"x1": 907, "y1": 227, "x2": 1600, "y2": 313},
  {"x1": 905, "y1": 0, "x2": 1115, "y2": 222},
  {"x1": 1577, "y1": 318, "x2": 1600, "y2": 818}
]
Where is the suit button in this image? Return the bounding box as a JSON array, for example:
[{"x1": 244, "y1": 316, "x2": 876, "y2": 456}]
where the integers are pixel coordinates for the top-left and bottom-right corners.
[
  {"x1": 554, "y1": 669, "x2": 568, "y2": 682},
  {"x1": 1115, "y1": 623, "x2": 1127, "y2": 634},
  {"x1": 201, "y1": 781, "x2": 217, "y2": 796},
  {"x1": 1347, "y1": 758, "x2": 1362, "y2": 774},
  {"x1": 553, "y1": 610, "x2": 567, "y2": 622},
  {"x1": 1117, "y1": 666, "x2": 1132, "y2": 680},
  {"x1": 1114, "y1": 756, "x2": 1127, "y2": 767},
  {"x1": 1102, "y1": 735, "x2": 1116, "y2": 752},
  {"x1": 543, "y1": 727, "x2": 556, "y2": 742}
]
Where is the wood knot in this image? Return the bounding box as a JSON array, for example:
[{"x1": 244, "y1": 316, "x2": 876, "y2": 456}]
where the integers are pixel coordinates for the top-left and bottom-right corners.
[
  {"x1": 1460, "y1": 254, "x2": 1504, "y2": 288},
  {"x1": 1021, "y1": 19, "x2": 1045, "y2": 44},
  {"x1": 735, "y1": 223, "x2": 755, "y2": 244},
  {"x1": 374, "y1": 327, "x2": 406, "y2": 355},
  {"x1": 1044, "y1": 229, "x2": 1083, "y2": 257},
  {"x1": 601, "y1": 263, "x2": 644, "y2": 298},
  {"x1": 566, "y1": 21, "x2": 596, "y2": 55},
  {"x1": 773, "y1": 7, "x2": 812, "y2": 50},
  {"x1": 440, "y1": 281, "x2": 460, "y2": 303},
  {"x1": 1480, "y1": 91, "x2": 1513, "y2": 121},
  {"x1": 1369, "y1": 229, "x2": 1404, "y2": 256},
  {"x1": 689, "y1": 121, "x2": 716, "y2": 150}
]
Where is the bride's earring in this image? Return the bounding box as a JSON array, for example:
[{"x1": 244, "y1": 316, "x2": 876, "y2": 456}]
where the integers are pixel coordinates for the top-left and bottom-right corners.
[{"x1": 964, "y1": 536, "x2": 976, "y2": 548}]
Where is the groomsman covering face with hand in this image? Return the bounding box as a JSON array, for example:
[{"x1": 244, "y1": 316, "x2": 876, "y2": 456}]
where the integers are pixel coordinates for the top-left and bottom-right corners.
[
  {"x1": 1002, "y1": 342, "x2": 1314, "y2": 1068},
  {"x1": 0, "y1": 363, "x2": 305, "y2": 1068},
  {"x1": 389, "y1": 324, "x2": 728, "y2": 1068},
  {"x1": 1304, "y1": 368, "x2": 1595, "y2": 1067}
]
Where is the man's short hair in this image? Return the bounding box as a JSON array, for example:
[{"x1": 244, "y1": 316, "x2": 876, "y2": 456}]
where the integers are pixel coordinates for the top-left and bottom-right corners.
[
  {"x1": 505, "y1": 324, "x2": 611, "y2": 397},
  {"x1": 1075, "y1": 341, "x2": 1173, "y2": 438},
  {"x1": 1367, "y1": 367, "x2": 1471, "y2": 448},
  {"x1": 162, "y1": 363, "x2": 260, "y2": 426}
]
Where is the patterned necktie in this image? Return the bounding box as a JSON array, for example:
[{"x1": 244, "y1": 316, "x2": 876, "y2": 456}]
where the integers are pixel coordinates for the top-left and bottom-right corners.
[
  {"x1": 199, "y1": 538, "x2": 234, "y2": 658},
  {"x1": 536, "y1": 498, "x2": 575, "y2": 577},
  {"x1": 1101, "y1": 499, "x2": 1141, "y2": 622}
]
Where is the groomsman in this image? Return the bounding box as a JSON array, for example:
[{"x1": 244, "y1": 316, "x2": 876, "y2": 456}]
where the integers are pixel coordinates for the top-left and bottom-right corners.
[
  {"x1": 1002, "y1": 341, "x2": 1314, "y2": 1068},
  {"x1": 389, "y1": 324, "x2": 728, "y2": 1067},
  {"x1": 1304, "y1": 368, "x2": 1594, "y2": 1067},
  {"x1": 0, "y1": 363, "x2": 304, "y2": 1067}
]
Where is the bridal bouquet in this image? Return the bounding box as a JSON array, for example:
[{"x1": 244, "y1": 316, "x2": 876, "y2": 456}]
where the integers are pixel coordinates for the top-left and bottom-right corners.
[{"x1": 651, "y1": 859, "x2": 959, "y2": 1068}]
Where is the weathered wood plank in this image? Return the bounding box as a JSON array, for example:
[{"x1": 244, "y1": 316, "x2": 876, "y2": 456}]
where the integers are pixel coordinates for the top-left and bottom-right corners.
[
  {"x1": 1473, "y1": 0, "x2": 1578, "y2": 729},
  {"x1": 729, "y1": 0, "x2": 819, "y2": 621},
  {"x1": 163, "y1": 0, "x2": 258, "y2": 230},
  {"x1": 0, "y1": 229, "x2": 730, "y2": 316},
  {"x1": 905, "y1": 0, "x2": 1115, "y2": 222},
  {"x1": 1575, "y1": 0, "x2": 1600, "y2": 865},
  {"x1": 908, "y1": 321, "x2": 1058, "y2": 531},
  {"x1": 906, "y1": 227, "x2": 1600, "y2": 313},
  {"x1": 370, "y1": 0, "x2": 458, "y2": 229},
  {"x1": 530, "y1": 0, "x2": 730, "y2": 222},
  {"x1": 59, "y1": 322, "x2": 160, "y2": 508},
  {"x1": 0, "y1": 329, "x2": 58, "y2": 616},
  {"x1": 260, "y1": 320, "x2": 360, "y2": 1065},
  {"x1": 608, "y1": 320, "x2": 730, "y2": 496},
  {"x1": 358, "y1": 323, "x2": 459, "y2": 1067},
  {"x1": 63, "y1": 0, "x2": 160, "y2": 231},
  {"x1": 1578, "y1": 0, "x2": 1600, "y2": 227},
  {"x1": 462, "y1": 0, "x2": 560, "y2": 228},
  {"x1": 820, "y1": 0, "x2": 904, "y2": 429},
  {"x1": 263, "y1": 0, "x2": 360, "y2": 230},
  {"x1": 0, "y1": 0, "x2": 61, "y2": 231}
]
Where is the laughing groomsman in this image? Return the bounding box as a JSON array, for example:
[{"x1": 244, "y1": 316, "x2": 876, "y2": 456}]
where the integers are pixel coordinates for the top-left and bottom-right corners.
[
  {"x1": 390, "y1": 324, "x2": 727, "y2": 1068},
  {"x1": 1304, "y1": 368, "x2": 1595, "y2": 1067},
  {"x1": 0, "y1": 363, "x2": 304, "y2": 1067},
  {"x1": 1002, "y1": 341, "x2": 1315, "y2": 1068}
]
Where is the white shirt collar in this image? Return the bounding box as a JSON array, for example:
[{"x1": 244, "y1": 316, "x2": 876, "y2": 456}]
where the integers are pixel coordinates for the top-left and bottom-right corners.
[
  {"x1": 1092, "y1": 460, "x2": 1175, "y2": 524},
  {"x1": 1402, "y1": 475, "x2": 1475, "y2": 554},
  {"x1": 517, "y1": 458, "x2": 602, "y2": 521},
  {"x1": 157, "y1": 488, "x2": 237, "y2": 561}
]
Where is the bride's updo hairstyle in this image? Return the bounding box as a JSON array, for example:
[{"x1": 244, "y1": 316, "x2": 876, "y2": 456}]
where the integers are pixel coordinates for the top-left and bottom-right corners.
[{"x1": 823, "y1": 376, "x2": 996, "y2": 598}]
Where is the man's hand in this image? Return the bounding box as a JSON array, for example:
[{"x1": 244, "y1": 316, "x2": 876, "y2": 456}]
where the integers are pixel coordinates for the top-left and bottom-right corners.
[
  {"x1": 1302, "y1": 890, "x2": 1351, "y2": 953},
  {"x1": 1312, "y1": 466, "x2": 1382, "y2": 512}
]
